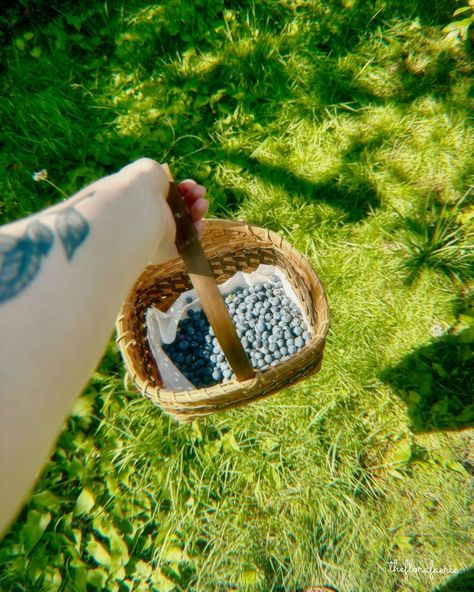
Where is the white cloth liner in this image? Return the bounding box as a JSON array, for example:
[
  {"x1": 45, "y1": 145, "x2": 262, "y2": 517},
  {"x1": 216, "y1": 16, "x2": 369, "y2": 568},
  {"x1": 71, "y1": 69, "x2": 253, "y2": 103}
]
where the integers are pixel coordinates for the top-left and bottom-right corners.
[{"x1": 146, "y1": 264, "x2": 309, "y2": 391}]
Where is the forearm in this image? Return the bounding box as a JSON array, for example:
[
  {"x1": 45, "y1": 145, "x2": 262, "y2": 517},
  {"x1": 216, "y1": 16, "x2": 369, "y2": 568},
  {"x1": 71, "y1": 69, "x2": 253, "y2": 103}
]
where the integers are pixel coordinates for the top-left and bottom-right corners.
[{"x1": 0, "y1": 159, "x2": 173, "y2": 533}]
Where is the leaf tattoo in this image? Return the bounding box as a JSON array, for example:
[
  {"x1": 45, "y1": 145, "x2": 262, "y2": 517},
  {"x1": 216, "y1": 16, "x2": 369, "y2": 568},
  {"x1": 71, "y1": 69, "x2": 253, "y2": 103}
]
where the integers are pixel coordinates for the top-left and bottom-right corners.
[
  {"x1": 56, "y1": 206, "x2": 89, "y2": 260},
  {"x1": 0, "y1": 220, "x2": 54, "y2": 303}
]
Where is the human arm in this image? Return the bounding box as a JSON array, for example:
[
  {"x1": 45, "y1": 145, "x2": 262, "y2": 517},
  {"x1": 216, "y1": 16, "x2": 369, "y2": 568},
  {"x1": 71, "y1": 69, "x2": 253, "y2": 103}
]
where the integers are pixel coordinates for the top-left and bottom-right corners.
[{"x1": 0, "y1": 158, "x2": 208, "y2": 534}]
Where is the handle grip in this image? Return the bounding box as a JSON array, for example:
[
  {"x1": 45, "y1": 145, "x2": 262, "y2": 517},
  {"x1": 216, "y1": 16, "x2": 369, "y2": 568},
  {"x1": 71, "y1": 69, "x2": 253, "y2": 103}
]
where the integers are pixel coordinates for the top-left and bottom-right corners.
[{"x1": 162, "y1": 164, "x2": 255, "y2": 383}]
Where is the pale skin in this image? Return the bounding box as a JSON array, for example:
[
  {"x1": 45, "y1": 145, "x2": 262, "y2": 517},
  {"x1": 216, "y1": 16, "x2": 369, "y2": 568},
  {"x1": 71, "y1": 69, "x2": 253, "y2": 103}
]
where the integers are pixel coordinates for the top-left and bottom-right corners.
[{"x1": 0, "y1": 158, "x2": 208, "y2": 535}]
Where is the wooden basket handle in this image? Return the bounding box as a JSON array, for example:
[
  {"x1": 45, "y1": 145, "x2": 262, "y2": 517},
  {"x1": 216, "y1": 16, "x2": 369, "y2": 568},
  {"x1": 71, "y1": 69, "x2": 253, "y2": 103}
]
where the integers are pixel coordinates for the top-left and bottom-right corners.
[{"x1": 162, "y1": 164, "x2": 255, "y2": 382}]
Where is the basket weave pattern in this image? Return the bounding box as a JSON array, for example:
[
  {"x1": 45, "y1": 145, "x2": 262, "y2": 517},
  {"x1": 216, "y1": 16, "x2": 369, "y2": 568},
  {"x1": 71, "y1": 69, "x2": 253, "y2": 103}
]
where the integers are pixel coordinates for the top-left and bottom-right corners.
[{"x1": 116, "y1": 220, "x2": 329, "y2": 422}]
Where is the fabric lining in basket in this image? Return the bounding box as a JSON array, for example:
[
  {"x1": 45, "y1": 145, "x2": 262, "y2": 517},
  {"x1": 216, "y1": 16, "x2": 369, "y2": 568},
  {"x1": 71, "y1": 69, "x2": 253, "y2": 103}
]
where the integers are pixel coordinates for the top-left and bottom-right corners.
[{"x1": 116, "y1": 219, "x2": 329, "y2": 422}]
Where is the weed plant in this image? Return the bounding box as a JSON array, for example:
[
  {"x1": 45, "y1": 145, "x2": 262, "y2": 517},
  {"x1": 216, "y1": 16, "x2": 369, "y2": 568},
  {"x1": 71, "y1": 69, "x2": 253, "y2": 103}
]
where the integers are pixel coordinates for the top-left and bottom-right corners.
[
  {"x1": 392, "y1": 189, "x2": 474, "y2": 283},
  {"x1": 0, "y1": 1, "x2": 473, "y2": 591}
]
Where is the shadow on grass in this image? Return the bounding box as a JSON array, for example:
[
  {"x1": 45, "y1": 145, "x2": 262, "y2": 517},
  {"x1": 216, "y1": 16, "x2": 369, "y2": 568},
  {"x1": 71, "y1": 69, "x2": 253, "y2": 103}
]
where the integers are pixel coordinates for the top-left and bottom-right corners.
[
  {"x1": 220, "y1": 148, "x2": 381, "y2": 222},
  {"x1": 433, "y1": 567, "x2": 474, "y2": 592},
  {"x1": 380, "y1": 334, "x2": 474, "y2": 432},
  {"x1": 396, "y1": 48, "x2": 461, "y2": 103}
]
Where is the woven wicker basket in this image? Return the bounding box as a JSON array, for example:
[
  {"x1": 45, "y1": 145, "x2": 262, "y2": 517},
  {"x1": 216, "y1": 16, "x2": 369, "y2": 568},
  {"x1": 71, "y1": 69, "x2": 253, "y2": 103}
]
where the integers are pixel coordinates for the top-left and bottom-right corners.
[{"x1": 116, "y1": 219, "x2": 329, "y2": 422}]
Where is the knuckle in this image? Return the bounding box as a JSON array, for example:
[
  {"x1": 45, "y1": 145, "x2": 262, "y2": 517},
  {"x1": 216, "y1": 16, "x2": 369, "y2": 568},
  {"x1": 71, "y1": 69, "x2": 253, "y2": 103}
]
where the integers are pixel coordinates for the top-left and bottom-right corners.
[{"x1": 132, "y1": 157, "x2": 161, "y2": 175}]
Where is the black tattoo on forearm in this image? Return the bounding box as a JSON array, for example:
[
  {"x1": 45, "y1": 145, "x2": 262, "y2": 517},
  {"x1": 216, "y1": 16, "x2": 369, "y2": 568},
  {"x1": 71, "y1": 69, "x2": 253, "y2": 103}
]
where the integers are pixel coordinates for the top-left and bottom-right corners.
[
  {"x1": 56, "y1": 206, "x2": 89, "y2": 260},
  {"x1": 0, "y1": 220, "x2": 54, "y2": 303},
  {"x1": 0, "y1": 204, "x2": 91, "y2": 304}
]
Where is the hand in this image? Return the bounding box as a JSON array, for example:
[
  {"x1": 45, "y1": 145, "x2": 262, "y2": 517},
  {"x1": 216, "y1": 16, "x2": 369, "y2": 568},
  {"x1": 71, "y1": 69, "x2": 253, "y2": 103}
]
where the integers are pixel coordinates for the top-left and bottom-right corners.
[
  {"x1": 177, "y1": 179, "x2": 208, "y2": 238},
  {"x1": 117, "y1": 158, "x2": 209, "y2": 263}
]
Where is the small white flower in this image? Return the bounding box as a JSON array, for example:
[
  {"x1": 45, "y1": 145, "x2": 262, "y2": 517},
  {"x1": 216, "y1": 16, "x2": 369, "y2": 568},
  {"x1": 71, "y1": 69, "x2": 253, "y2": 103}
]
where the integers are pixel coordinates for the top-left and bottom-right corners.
[
  {"x1": 430, "y1": 322, "x2": 446, "y2": 338},
  {"x1": 32, "y1": 169, "x2": 48, "y2": 182}
]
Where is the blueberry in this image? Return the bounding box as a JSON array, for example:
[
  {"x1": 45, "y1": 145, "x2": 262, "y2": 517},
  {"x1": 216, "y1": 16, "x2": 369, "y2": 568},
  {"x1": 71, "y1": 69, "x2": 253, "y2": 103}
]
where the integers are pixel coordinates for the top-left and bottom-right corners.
[{"x1": 167, "y1": 286, "x2": 308, "y2": 388}]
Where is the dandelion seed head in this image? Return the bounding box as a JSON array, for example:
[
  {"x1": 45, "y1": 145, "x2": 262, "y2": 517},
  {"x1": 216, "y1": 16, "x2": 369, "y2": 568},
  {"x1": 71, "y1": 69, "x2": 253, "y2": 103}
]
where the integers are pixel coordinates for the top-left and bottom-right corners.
[{"x1": 32, "y1": 169, "x2": 48, "y2": 182}]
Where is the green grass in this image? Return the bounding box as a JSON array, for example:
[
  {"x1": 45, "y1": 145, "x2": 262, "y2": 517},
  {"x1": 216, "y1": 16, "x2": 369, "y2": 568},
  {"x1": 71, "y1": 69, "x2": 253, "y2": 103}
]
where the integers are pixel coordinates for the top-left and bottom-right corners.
[{"x1": 1, "y1": 1, "x2": 473, "y2": 591}]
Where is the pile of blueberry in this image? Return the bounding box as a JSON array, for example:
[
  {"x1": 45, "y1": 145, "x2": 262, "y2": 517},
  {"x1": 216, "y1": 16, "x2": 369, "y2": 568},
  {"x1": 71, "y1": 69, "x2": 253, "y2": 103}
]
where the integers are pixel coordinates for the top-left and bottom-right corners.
[{"x1": 162, "y1": 275, "x2": 310, "y2": 388}]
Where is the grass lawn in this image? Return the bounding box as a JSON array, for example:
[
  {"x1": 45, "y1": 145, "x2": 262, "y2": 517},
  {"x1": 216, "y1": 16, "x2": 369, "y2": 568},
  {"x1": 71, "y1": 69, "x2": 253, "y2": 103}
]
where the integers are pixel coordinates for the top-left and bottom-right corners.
[{"x1": 0, "y1": 1, "x2": 473, "y2": 591}]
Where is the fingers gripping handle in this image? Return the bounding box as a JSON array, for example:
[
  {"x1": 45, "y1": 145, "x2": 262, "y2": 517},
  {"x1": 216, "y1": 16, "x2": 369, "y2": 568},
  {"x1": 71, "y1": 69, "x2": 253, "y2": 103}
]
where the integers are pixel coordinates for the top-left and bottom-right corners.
[{"x1": 162, "y1": 164, "x2": 255, "y2": 382}]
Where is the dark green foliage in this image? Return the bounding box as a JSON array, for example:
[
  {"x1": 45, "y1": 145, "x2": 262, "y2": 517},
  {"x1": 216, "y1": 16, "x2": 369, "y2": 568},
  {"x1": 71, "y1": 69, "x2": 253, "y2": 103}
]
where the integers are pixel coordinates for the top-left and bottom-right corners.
[{"x1": 381, "y1": 329, "x2": 474, "y2": 431}]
